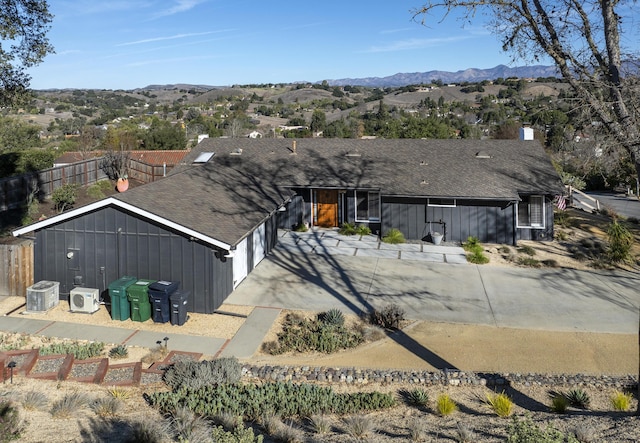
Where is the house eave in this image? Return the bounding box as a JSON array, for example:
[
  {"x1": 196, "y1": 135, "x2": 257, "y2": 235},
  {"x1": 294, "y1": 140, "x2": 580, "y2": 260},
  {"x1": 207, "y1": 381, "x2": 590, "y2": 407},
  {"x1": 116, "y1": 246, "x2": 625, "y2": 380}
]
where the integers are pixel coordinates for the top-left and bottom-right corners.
[{"x1": 12, "y1": 197, "x2": 232, "y2": 251}]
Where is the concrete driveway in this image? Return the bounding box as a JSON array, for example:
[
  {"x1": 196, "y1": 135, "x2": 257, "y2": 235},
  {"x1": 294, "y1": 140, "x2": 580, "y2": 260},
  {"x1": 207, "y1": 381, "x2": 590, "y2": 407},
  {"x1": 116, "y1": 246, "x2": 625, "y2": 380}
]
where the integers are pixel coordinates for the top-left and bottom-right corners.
[{"x1": 227, "y1": 242, "x2": 639, "y2": 334}]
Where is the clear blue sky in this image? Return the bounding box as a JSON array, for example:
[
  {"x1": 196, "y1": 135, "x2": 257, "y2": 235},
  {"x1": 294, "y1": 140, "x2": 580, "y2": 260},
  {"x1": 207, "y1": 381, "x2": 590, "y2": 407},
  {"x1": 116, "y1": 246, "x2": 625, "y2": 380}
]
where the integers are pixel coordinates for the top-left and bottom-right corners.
[{"x1": 29, "y1": 0, "x2": 517, "y2": 90}]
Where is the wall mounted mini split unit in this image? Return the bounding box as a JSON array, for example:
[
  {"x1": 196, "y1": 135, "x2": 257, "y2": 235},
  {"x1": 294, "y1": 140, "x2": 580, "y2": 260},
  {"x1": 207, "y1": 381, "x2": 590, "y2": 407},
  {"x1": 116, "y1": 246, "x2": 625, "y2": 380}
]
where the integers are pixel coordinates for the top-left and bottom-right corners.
[
  {"x1": 69, "y1": 287, "x2": 100, "y2": 314},
  {"x1": 26, "y1": 281, "x2": 60, "y2": 313}
]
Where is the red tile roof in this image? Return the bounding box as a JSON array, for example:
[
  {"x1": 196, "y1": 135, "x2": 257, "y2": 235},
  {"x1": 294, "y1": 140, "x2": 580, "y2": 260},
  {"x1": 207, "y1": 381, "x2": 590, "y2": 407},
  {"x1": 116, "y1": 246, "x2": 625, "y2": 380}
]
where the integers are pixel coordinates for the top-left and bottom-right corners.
[{"x1": 54, "y1": 150, "x2": 189, "y2": 166}]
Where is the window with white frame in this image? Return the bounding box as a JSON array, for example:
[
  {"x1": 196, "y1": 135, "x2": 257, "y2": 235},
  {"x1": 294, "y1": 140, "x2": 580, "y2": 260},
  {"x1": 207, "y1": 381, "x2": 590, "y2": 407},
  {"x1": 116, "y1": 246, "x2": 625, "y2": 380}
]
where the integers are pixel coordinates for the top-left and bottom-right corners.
[
  {"x1": 517, "y1": 195, "x2": 544, "y2": 228},
  {"x1": 355, "y1": 190, "x2": 380, "y2": 222},
  {"x1": 428, "y1": 198, "x2": 456, "y2": 207}
]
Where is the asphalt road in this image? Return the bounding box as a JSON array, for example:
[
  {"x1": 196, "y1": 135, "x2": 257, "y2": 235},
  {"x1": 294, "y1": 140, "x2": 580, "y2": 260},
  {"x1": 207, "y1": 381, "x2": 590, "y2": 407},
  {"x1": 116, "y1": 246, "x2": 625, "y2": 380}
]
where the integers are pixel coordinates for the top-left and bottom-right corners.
[
  {"x1": 227, "y1": 248, "x2": 639, "y2": 334},
  {"x1": 586, "y1": 192, "x2": 640, "y2": 219}
]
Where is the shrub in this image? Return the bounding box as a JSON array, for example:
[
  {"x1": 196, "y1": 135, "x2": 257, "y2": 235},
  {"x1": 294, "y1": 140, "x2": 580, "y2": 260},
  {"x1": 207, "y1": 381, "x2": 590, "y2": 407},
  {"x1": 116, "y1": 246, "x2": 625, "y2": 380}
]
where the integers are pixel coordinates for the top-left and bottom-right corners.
[
  {"x1": 39, "y1": 341, "x2": 105, "y2": 360},
  {"x1": 342, "y1": 414, "x2": 376, "y2": 439},
  {"x1": 50, "y1": 392, "x2": 90, "y2": 419},
  {"x1": 260, "y1": 412, "x2": 281, "y2": 435},
  {"x1": 213, "y1": 411, "x2": 241, "y2": 431},
  {"x1": 318, "y1": 308, "x2": 345, "y2": 327},
  {"x1": 565, "y1": 388, "x2": 591, "y2": 409},
  {"x1": 210, "y1": 424, "x2": 264, "y2": 443},
  {"x1": 610, "y1": 390, "x2": 632, "y2": 411},
  {"x1": 87, "y1": 182, "x2": 106, "y2": 199},
  {"x1": 294, "y1": 222, "x2": 308, "y2": 232},
  {"x1": 554, "y1": 211, "x2": 574, "y2": 228},
  {"x1": 382, "y1": 228, "x2": 405, "y2": 244},
  {"x1": 20, "y1": 391, "x2": 48, "y2": 411},
  {"x1": 21, "y1": 188, "x2": 40, "y2": 225},
  {"x1": 463, "y1": 236, "x2": 481, "y2": 251},
  {"x1": 607, "y1": 220, "x2": 634, "y2": 262},
  {"x1": 109, "y1": 344, "x2": 129, "y2": 359},
  {"x1": 163, "y1": 357, "x2": 242, "y2": 390},
  {"x1": 264, "y1": 313, "x2": 363, "y2": 354},
  {"x1": 507, "y1": 415, "x2": 572, "y2": 442},
  {"x1": 464, "y1": 236, "x2": 489, "y2": 264},
  {"x1": 273, "y1": 421, "x2": 303, "y2": 443},
  {"x1": 467, "y1": 249, "x2": 490, "y2": 264},
  {"x1": 146, "y1": 382, "x2": 397, "y2": 419},
  {"x1": 549, "y1": 393, "x2": 569, "y2": 413},
  {"x1": 456, "y1": 422, "x2": 476, "y2": 443},
  {"x1": 367, "y1": 304, "x2": 405, "y2": 330},
  {"x1": 541, "y1": 259, "x2": 559, "y2": 267},
  {"x1": 436, "y1": 393, "x2": 457, "y2": 416},
  {"x1": 90, "y1": 397, "x2": 123, "y2": 417},
  {"x1": 404, "y1": 388, "x2": 429, "y2": 407},
  {"x1": 355, "y1": 224, "x2": 371, "y2": 235},
  {"x1": 486, "y1": 392, "x2": 513, "y2": 418},
  {"x1": 517, "y1": 257, "x2": 541, "y2": 267},
  {"x1": 108, "y1": 386, "x2": 132, "y2": 400},
  {"x1": 407, "y1": 418, "x2": 424, "y2": 442},
  {"x1": 170, "y1": 406, "x2": 211, "y2": 443},
  {"x1": 309, "y1": 414, "x2": 331, "y2": 434},
  {"x1": 571, "y1": 423, "x2": 596, "y2": 443},
  {"x1": 555, "y1": 230, "x2": 569, "y2": 241},
  {"x1": 126, "y1": 419, "x2": 171, "y2": 443},
  {"x1": 52, "y1": 183, "x2": 80, "y2": 213},
  {"x1": 339, "y1": 222, "x2": 357, "y2": 235},
  {"x1": 517, "y1": 245, "x2": 536, "y2": 256},
  {"x1": 0, "y1": 400, "x2": 25, "y2": 442}
]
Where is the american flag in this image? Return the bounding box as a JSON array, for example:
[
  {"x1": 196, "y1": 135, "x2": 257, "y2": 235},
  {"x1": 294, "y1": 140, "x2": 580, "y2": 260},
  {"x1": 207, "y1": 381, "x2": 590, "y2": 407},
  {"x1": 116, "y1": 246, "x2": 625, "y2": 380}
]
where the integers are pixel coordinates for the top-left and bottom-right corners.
[{"x1": 555, "y1": 195, "x2": 566, "y2": 210}]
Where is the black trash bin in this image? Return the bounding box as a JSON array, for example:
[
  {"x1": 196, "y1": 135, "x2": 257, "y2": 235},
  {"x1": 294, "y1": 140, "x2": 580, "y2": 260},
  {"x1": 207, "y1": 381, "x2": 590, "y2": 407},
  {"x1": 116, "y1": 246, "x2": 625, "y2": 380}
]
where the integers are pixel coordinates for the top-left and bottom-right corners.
[
  {"x1": 170, "y1": 290, "x2": 190, "y2": 326},
  {"x1": 148, "y1": 280, "x2": 180, "y2": 323}
]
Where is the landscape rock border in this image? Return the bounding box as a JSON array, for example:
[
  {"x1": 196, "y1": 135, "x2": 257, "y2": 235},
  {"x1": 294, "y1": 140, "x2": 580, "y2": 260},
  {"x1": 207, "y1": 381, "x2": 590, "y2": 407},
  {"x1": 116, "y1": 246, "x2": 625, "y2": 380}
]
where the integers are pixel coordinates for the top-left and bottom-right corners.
[{"x1": 242, "y1": 364, "x2": 638, "y2": 391}]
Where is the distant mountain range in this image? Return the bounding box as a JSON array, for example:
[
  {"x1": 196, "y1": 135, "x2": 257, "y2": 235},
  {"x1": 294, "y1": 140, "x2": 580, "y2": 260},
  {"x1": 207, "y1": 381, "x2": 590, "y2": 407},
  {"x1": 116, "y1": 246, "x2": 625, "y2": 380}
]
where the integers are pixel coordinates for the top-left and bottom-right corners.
[
  {"x1": 326, "y1": 64, "x2": 559, "y2": 87},
  {"x1": 135, "y1": 65, "x2": 560, "y2": 91}
]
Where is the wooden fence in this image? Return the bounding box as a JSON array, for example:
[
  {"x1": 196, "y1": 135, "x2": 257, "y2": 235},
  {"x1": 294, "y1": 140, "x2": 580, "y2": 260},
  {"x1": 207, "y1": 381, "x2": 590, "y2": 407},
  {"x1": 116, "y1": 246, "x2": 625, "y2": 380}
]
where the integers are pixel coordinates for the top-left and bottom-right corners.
[
  {"x1": 128, "y1": 159, "x2": 169, "y2": 183},
  {"x1": 0, "y1": 238, "x2": 33, "y2": 297},
  {"x1": 0, "y1": 158, "x2": 107, "y2": 212}
]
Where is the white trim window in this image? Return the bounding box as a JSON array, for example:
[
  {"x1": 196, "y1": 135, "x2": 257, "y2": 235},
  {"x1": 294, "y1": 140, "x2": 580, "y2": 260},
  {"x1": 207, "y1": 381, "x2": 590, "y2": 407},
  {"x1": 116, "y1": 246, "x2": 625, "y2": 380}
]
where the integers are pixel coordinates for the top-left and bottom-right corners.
[
  {"x1": 428, "y1": 198, "x2": 456, "y2": 207},
  {"x1": 517, "y1": 195, "x2": 545, "y2": 228},
  {"x1": 355, "y1": 190, "x2": 380, "y2": 222}
]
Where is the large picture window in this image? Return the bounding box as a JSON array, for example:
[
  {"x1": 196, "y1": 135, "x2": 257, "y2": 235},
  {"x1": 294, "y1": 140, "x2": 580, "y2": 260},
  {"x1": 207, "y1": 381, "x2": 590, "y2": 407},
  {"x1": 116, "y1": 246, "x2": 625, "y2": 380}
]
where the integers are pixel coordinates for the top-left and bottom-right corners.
[
  {"x1": 517, "y1": 195, "x2": 544, "y2": 228},
  {"x1": 355, "y1": 191, "x2": 380, "y2": 222}
]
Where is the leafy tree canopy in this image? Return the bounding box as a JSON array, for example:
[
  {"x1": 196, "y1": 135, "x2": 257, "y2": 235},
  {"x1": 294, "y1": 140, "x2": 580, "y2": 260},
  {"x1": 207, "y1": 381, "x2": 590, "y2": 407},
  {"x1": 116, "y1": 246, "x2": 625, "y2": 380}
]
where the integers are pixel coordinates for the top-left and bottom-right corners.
[
  {"x1": 0, "y1": 1, "x2": 54, "y2": 105},
  {"x1": 412, "y1": 0, "x2": 640, "y2": 181}
]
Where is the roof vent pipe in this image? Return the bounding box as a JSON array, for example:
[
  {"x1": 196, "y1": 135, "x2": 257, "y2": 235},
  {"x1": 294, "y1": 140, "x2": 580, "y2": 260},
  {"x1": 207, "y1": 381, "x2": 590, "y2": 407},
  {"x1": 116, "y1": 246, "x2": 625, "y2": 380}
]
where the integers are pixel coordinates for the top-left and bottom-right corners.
[
  {"x1": 519, "y1": 126, "x2": 534, "y2": 141},
  {"x1": 292, "y1": 140, "x2": 297, "y2": 154}
]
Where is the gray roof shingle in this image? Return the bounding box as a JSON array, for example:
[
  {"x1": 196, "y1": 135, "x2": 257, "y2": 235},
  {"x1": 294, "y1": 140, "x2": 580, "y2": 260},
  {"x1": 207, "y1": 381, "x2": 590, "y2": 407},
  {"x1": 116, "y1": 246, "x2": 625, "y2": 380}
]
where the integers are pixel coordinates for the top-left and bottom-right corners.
[{"x1": 115, "y1": 138, "x2": 562, "y2": 247}]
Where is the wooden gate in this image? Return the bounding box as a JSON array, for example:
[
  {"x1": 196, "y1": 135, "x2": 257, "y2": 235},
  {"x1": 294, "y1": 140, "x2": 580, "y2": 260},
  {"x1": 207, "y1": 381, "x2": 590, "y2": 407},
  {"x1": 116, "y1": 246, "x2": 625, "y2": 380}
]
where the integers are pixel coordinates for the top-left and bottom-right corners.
[
  {"x1": 316, "y1": 190, "x2": 339, "y2": 227},
  {"x1": 0, "y1": 238, "x2": 33, "y2": 297}
]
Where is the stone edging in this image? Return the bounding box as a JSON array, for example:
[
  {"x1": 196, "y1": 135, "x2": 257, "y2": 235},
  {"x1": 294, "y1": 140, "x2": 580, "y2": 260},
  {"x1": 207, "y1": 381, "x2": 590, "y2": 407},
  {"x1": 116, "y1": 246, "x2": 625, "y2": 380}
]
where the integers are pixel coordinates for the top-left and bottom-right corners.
[{"x1": 241, "y1": 364, "x2": 638, "y2": 390}]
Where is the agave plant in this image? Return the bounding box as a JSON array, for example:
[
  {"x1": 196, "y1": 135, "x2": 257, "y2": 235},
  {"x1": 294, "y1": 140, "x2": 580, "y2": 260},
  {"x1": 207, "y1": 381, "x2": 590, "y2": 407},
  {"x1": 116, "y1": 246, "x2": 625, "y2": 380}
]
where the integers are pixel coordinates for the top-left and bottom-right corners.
[{"x1": 319, "y1": 309, "x2": 345, "y2": 327}]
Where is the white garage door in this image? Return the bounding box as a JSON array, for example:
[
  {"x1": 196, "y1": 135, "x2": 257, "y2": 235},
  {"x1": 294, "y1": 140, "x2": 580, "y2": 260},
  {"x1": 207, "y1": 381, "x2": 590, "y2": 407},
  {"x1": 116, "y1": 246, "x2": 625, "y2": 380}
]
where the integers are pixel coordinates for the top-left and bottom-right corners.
[
  {"x1": 253, "y1": 223, "x2": 266, "y2": 268},
  {"x1": 233, "y1": 238, "x2": 248, "y2": 289}
]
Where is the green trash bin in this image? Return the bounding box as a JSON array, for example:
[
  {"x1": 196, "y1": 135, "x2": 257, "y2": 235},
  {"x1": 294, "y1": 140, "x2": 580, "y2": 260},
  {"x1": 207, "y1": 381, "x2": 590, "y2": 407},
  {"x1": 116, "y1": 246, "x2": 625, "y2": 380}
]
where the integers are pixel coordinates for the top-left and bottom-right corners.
[
  {"x1": 108, "y1": 276, "x2": 137, "y2": 321},
  {"x1": 127, "y1": 279, "x2": 155, "y2": 322}
]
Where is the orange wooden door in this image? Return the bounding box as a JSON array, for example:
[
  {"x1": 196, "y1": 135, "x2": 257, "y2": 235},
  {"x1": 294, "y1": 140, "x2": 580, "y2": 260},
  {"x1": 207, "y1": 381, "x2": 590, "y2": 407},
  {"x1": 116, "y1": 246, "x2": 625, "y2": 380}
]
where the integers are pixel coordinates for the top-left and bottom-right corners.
[{"x1": 316, "y1": 190, "x2": 338, "y2": 227}]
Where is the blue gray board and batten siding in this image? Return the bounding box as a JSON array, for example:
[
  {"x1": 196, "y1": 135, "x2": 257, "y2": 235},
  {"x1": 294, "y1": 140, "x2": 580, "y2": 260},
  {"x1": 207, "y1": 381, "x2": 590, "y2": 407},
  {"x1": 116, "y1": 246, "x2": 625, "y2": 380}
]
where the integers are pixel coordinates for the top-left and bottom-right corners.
[{"x1": 33, "y1": 206, "x2": 279, "y2": 314}]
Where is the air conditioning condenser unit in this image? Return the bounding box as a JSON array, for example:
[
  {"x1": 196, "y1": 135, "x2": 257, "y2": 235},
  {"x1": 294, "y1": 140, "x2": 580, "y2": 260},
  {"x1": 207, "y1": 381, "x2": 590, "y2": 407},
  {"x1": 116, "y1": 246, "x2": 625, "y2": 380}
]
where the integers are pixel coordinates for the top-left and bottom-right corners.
[
  {"x1": 69, "y1": 287, "x2": 100, "y2": 314},
  {"x1": 26, "y1": 281, "x2": 60, "y2": 313}
]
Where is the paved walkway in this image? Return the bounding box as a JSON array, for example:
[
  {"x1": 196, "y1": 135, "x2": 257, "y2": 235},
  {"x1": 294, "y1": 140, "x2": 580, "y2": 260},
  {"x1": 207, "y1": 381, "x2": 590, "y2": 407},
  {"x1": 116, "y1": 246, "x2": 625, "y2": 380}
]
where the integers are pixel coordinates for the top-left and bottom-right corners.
[
  {"x1": 0, "y1": 305, "x2": 280, "y2": 359},
  {"x1": 279, "y1": 229, "x2": 469, "y2": 264}
]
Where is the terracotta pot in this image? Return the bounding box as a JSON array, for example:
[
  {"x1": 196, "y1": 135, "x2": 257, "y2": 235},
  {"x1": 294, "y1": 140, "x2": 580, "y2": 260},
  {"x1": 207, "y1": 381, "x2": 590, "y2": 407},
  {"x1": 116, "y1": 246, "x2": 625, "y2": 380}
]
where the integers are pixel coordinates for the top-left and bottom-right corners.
[{"x1": 116, "y1": 178, "x2": 129, "y2": 192}]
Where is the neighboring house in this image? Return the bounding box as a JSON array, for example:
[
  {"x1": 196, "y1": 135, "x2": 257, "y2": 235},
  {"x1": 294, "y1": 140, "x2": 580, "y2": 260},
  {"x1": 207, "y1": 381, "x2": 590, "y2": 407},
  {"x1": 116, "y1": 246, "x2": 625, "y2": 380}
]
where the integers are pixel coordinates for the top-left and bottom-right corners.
[
  {"x1": 13, "y1": 138, "x2": 562, "y2": 314},
  {"x1": 53, "y1": 151, "x2": 103, "y2": 167}
]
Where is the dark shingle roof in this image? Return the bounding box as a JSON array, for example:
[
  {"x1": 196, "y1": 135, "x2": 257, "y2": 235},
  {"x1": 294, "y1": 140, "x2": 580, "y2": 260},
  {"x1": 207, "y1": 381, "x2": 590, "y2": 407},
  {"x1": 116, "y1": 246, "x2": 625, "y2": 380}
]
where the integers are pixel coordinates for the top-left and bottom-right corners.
[{"x1": 116, "y1": 138, "x2": 562, "y2": 247}]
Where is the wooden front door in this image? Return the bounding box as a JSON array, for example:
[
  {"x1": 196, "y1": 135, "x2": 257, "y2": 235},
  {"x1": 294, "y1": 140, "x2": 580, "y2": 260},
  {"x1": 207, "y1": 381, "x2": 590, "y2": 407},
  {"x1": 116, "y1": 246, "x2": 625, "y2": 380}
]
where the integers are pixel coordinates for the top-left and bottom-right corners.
[{"x1": 316, "y1": 190, "x2": 339, "y2": 227}]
